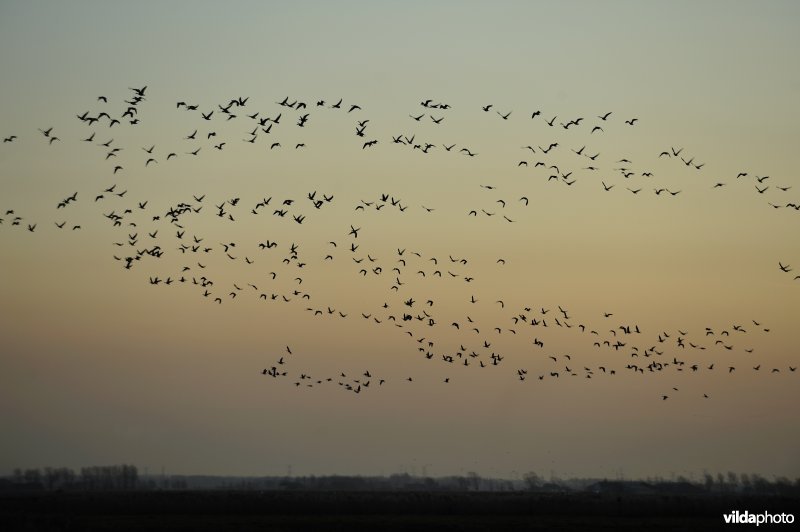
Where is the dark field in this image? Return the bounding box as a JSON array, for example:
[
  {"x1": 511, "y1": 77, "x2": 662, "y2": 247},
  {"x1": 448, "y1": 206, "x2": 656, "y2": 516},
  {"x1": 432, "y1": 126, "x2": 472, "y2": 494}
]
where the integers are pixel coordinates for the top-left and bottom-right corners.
[{"x1": 2, "y1": 490, "x2": 798, "y2": 531}]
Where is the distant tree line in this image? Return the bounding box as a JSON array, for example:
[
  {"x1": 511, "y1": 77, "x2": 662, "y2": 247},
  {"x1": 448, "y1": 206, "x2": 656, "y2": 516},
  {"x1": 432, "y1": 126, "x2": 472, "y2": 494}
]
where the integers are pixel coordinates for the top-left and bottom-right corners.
[
  {"x1": 4, "y1": 465, "x2": 139, "y2": 491},
  {"x1": 700, "y1": 472, "x2": 799, "y2": 495},
  {"x1": 2, "y1": 467, "x2": 798, "y2": 495}
]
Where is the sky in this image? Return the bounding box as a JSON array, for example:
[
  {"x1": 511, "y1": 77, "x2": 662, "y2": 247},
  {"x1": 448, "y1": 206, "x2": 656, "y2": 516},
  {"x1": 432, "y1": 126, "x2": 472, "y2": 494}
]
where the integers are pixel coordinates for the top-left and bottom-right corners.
[{"x1": 0, "y1": 1, "x2": 799, "y2": 481}]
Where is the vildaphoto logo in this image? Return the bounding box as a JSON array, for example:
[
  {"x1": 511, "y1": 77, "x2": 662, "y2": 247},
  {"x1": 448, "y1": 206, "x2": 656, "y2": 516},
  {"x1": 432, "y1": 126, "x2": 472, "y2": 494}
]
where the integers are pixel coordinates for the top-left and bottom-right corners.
[{"x1": 723, "y1": 511, "x2": 794, "y2": 526}]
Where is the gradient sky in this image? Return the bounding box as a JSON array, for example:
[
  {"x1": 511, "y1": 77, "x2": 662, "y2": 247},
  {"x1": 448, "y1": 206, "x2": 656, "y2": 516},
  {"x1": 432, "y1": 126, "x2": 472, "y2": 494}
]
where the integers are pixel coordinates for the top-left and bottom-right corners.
[{"x1": 1, "y1": 1, "x2": 799, "y2": 480}]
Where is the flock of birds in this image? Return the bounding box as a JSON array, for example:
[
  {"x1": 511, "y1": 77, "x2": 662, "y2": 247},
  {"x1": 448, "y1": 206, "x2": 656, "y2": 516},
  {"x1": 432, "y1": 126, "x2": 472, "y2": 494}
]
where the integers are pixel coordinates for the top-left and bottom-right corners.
[{"x1": 1, "y1": 85, "x2": 797, "y2": 401}]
